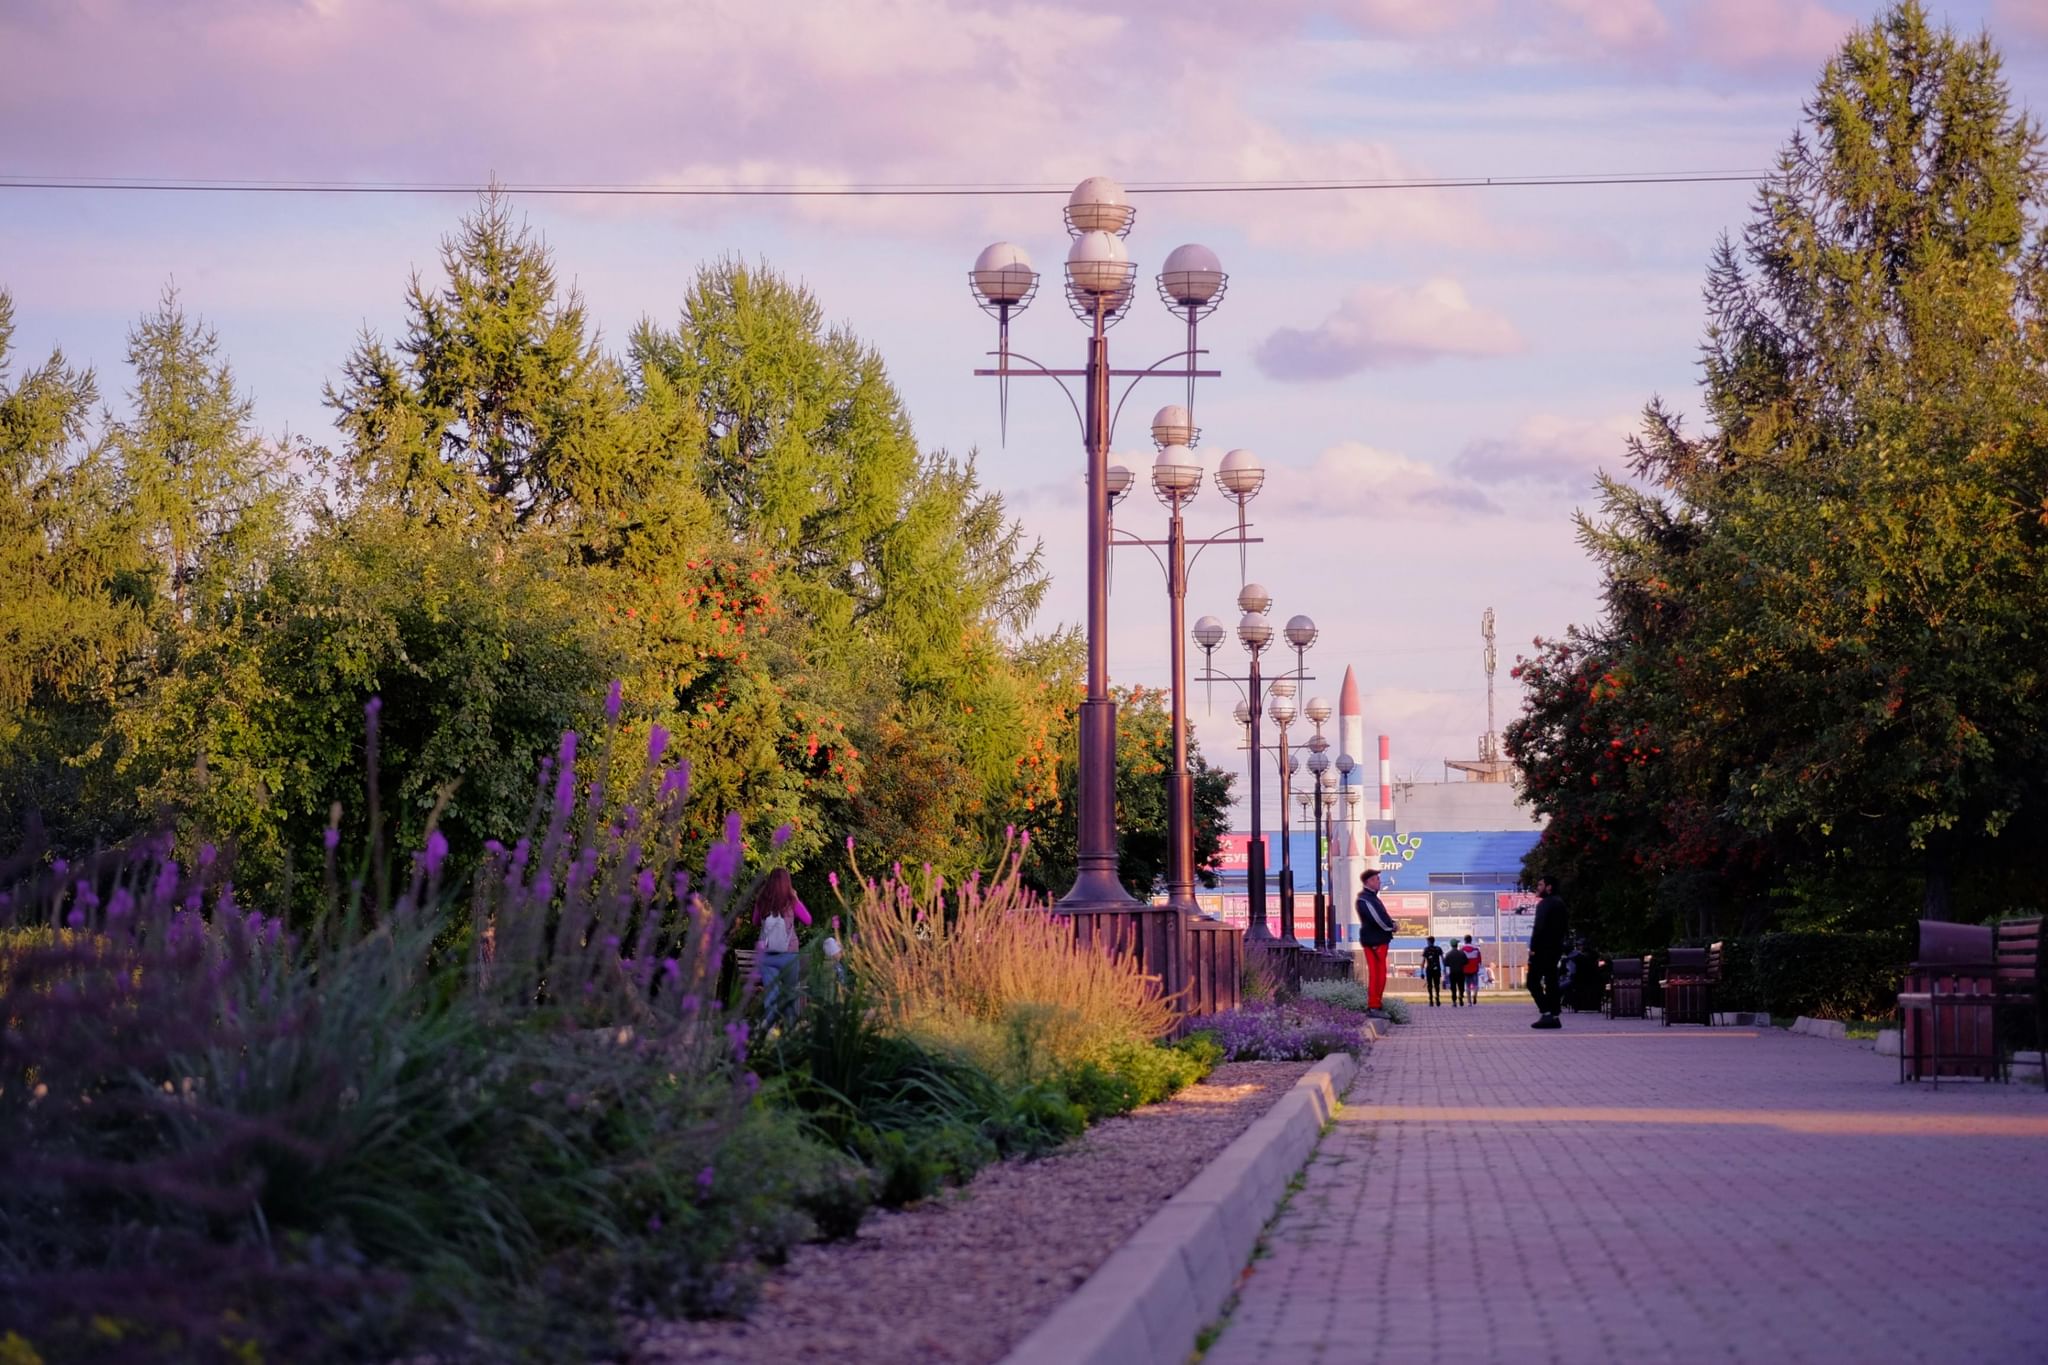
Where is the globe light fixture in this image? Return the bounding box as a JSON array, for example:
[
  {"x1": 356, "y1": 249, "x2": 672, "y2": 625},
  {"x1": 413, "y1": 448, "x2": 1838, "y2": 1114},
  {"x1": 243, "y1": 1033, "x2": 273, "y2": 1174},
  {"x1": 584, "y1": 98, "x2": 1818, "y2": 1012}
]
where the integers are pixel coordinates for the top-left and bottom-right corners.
[
  {"x1": 970, "y1": 241, "x2": 1037, "y2": 313},
  {"x1": 1106, "y1": 460, "x2": 1135, "y2": 506},
  {"x1": 1152, "y1": 443, "x2": 1201, "y2": 503},
  {"x1": 1238, "y1": 611, "x2": 1272, "y2": 651},
  {"x1": 1064, "y1": 174, "x2": 1135, "y2": 236},
  {"x1": 1151, "y1": 404, "x2": 1196, "y2": 449},
  {"x1": 1285, "y1": 614, "x2": 1319, "y2": 650},
  {"x1": 1192, "y1": 614, "x2": 1226, "y2": 651},
  {"x1": 1217, "y1": 449, "x2": 1265, "y2": 502},
  {"x1": 1157, "y1": 243, "x2": 1227, "y2": 313},
  {"x1": 1306, "y1": 695, "x2": 1333, "y2": 725},
  {"x1": 1238, "y1": 581, "x2": 1272, "y2": 615}
]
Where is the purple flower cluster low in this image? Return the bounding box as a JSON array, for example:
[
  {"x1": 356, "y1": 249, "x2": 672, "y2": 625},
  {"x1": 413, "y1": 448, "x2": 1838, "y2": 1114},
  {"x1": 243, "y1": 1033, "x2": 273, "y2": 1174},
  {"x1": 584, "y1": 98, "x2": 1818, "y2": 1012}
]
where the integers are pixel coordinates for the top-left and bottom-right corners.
[{"x1": 1192, "y1": 999, "x2": 1369, "y2": 1062}]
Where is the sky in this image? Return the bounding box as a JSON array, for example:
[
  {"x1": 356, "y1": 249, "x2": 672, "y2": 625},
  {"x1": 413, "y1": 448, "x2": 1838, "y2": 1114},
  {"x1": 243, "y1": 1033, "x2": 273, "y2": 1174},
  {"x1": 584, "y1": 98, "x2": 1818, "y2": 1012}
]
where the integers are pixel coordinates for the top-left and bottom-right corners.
[{"x1": 4, "y1": 0, "x2": 2045, "y2": 828}]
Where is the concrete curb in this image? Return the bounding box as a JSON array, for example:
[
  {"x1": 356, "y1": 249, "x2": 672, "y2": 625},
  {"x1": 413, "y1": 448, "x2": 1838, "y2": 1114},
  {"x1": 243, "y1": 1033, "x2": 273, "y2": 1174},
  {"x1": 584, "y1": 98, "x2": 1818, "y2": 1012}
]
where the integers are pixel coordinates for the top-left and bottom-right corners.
[
  {"x1": 999, "y1": 1050, "x2": 1361, "y2": 1365},
  {"x1": 1790, "y1": 1016, "x2": 1848, "y2": 1041}
]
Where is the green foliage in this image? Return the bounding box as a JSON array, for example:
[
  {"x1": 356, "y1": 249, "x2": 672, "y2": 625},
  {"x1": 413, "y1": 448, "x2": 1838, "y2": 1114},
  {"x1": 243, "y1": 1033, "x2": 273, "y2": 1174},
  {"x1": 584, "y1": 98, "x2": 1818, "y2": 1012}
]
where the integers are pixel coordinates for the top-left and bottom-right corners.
[
  {"x1": 1746, "y1": 931, "x2": 1912, "y2": 1020},
  {"x1": 1059, "y1": 1039, "x2": 1215, "y2": 1123},
  {"x1": 1510, "y1": 2, "x2": 2048, "y2": 934},
  {"x1": 1022, "y1": 682, "x2": 1235, "y2": 900}
]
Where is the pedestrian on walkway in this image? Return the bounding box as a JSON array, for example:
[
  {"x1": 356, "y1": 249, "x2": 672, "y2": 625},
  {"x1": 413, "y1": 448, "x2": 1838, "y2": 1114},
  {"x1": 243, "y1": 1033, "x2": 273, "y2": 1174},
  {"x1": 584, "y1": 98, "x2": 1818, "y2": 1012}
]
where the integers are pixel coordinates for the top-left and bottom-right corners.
[
  {"x1": 1527, "y1": 876, "x2": 1569, "y2": 1030},
  {"x1": 1461, "y1": 935, "x2": 1483, "y2": 1001},
  {"x1": 1421, "y1": 934, "x2": 1444, "y2": 1006},
  {"x1": 1444, "y1": 938, "x2": 1466, "y2": 1005},
  {"x1": 1354, "y1": 868, "x2": 1396, "y2": 1018},
  {"x1": 751, "y1": 867, "x2": 806, "y2": 1028}
]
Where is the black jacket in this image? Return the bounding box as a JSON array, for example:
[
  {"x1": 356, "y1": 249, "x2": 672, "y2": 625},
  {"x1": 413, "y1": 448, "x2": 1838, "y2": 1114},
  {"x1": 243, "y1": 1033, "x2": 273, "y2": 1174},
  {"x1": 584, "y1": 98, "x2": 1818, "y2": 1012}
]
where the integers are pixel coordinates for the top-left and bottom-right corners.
[
  {"x1": 1422, "y1": 943, "x2": 1444, "y2": 976},
  {"x1": 1355, "y1": 887, "x2": 1396, "y2": 948},
  {"x1": 1530, "y1": 892, "x2": 1570, "y2": 961}
]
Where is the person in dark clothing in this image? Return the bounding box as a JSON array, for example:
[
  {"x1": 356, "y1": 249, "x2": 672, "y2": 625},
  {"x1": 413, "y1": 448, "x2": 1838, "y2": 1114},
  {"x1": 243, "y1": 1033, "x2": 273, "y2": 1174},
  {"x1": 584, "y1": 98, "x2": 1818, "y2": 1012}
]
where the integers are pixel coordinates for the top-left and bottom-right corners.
[
  {"x1": 1421, "y1": 935, "x2": 1445, "y2": 1006},
  {"x1": 1527, "y1": 876, "x2": 1570, "y2": 1029},
  {"x1": 1444, "y1": 939, "x2": 1467, "y2": 1005},
  {"x1": 1354, "y1": 868, "x2": 1397, "y2": 1019}
]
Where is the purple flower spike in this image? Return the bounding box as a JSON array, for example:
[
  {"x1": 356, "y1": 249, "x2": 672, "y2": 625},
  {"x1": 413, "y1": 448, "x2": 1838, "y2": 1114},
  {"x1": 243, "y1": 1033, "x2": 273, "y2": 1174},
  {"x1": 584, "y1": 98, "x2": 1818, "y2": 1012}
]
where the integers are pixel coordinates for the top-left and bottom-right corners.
[
  {"x1": 423, "y1": 829, "x2": 449, "y2": 877},
  {"x1": 638, "y1": 870, "x2": 656, "y2": 902},
  {"x1": 845, "y1": 835, "x2": 855, "y2": 853},
  {"x1": 647, "y1": 723, "x2": 669, "y2": 765},
  {"x1": 199, "y1": 843, "x2": 218, "y2": 868},
  {"x1": 697, "y1": 1165, "x2": 715, "y2": 1194},
  {"x1": 365, "y1": 696, "x2": 383, "y2": 721},
  {"x1": 323, "y1": 826, "x2": 341, "y2": 852},
  {"x1": 827, "y1": 871, "x2": 839, "y2": 890},
  {"x1": 605, "y1": 679, "x2": 624, "y2": 723},
  {"x1": 772, "y1": 821, "x2": 793, "y2": 849}
]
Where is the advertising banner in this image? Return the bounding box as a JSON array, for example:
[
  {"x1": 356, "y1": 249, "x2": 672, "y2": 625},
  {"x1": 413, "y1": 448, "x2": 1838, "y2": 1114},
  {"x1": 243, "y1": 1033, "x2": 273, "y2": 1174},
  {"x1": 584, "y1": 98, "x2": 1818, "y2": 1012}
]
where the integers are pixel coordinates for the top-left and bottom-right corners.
[{"x1": 1217, "y1": 833, "x2": 1268, "y2": 873}]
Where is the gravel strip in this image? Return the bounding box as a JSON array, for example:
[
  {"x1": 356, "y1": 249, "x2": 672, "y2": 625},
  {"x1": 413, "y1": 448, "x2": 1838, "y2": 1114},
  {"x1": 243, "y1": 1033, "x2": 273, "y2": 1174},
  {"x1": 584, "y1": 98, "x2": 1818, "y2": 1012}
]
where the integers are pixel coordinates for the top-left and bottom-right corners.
[{"x1": 633, "y1": 1060, "x2": 1314, "y2": 1365}]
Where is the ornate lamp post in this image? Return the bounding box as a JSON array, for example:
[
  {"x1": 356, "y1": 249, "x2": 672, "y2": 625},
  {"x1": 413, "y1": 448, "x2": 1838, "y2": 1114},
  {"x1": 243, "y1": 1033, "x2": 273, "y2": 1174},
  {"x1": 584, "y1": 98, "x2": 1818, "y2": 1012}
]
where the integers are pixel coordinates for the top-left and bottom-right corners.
[
  {"x1": 1195, "y1": 593, "x2": 1314, "y2": 945},
  {"x1": 1107, "y1": 418, "x2": 1260, "y2": 913},
  {"x1": 967, "y1": 176, "x2": 1225, "y2": 913}
]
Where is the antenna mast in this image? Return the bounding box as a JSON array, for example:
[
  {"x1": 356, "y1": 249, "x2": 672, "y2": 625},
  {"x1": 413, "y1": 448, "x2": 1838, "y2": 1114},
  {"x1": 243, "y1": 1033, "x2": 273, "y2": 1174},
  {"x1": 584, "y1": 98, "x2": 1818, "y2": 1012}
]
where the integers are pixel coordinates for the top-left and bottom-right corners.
[{"x1": 1480, "y1": 607, "x2": 1498, "y2": 763}]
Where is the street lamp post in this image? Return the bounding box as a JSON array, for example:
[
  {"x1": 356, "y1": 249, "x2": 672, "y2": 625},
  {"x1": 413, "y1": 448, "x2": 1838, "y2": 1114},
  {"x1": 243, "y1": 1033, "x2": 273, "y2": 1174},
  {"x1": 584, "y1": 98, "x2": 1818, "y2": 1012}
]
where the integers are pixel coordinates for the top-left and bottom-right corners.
[
  {"x1": 1110, "y1": 422, "x2": 1261, "y2": 914},
  {"x1": 1268, "y1": 682, "x2": 1300, "y2": 947},
  {"x1": 1195, "y1": 595, "x2": 1315, "y2": 946},
  {"x1": 1302, "y1": 697, "x2": 1333, "y2": 947},
  {"x1": 967, "y1": 176, "x2": 1225, "y2": 913}
]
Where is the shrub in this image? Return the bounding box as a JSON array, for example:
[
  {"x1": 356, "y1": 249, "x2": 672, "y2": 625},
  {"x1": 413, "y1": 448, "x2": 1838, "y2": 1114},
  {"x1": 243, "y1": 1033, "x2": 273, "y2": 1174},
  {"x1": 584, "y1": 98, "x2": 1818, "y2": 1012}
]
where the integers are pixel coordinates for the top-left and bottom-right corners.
[
  {"x1": 1193, "y1": 1001, "x2": 1368, "y2": 1061},
  {"x1": 1059, "y1": 1038, "x2": 1215, "y2": 1123},
  {"x1": 839, "y1": 842, "x2": 1173, "y2": 1087},
  {"x1": 1301, "y1": 978, "x2": 1374, "y2": 1013},
  {"x1": 1747, "y1": 930, "x2": 1910, "y2": 1020}
]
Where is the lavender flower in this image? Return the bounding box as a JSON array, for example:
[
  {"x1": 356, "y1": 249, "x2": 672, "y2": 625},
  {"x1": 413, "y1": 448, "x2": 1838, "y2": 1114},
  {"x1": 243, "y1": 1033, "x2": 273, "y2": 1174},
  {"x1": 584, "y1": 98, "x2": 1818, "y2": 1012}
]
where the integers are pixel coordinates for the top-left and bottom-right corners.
[
  {"x1": 422, "y1": 829, "x2": 449, "y2": 878},
  {"x1": 772, "y1": 822, "x2": 792, "y2": 850},
  {"x1": 323, "y1": 826, "x2": 341, "y2": 852},
  {"x1": 647, "y1": 723, "x2": 670, "y2": 765},
  {"x1": 704, "y1": 812, "x2": 744, "y2": 892},
  {"x1": 605, "y1": 679, "x2": 624, "y2": 723}
]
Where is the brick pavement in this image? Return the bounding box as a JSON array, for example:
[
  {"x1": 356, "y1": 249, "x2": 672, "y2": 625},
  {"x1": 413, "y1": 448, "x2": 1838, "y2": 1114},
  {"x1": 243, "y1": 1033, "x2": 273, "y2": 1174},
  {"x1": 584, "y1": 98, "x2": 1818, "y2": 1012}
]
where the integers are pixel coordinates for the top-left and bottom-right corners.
[{"x1": 1202, "y1": 1000, "x2": 2048, "y2": 1365}]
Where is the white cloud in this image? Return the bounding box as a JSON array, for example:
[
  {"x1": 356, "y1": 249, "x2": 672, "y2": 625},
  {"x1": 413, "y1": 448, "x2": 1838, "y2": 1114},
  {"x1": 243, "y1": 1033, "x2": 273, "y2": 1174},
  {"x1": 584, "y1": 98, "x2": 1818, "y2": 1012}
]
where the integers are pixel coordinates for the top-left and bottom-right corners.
[{"x1": 1255, "y1": 278, "x2": 1522, "y2": 380}]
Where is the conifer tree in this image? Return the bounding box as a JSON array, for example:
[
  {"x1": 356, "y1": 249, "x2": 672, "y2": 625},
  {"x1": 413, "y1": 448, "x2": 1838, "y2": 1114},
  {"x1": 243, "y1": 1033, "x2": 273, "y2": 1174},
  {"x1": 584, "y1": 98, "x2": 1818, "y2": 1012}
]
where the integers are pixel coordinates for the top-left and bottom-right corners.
[{"x1": 1515, "y1": 1, "x2": 2048, "y2": 929}]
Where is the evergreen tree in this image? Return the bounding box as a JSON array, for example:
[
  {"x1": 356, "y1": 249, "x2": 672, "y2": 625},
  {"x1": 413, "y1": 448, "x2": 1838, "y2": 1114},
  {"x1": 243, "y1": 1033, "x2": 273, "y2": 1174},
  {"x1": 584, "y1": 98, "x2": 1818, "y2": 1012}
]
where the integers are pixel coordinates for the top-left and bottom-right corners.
[{"x1": 0, "y1": 292, "x2": 144, "y2": 852}]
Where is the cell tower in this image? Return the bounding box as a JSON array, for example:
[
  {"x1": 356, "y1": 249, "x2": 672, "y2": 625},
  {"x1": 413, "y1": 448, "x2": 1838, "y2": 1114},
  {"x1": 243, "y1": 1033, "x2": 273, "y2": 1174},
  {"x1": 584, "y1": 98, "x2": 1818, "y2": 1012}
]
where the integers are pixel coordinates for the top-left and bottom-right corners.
[
  {"x1": 1480, "y1": 607, "x2": 1498, "y2": 764},
  {"x1": 1447, "y1": 606, "x2": 1512, "y2": 782}
]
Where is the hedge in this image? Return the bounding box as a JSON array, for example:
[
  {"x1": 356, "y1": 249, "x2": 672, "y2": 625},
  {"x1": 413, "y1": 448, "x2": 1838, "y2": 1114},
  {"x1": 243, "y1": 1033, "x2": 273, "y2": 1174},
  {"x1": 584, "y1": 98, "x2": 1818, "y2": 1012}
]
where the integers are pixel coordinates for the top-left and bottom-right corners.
[{"x1": 1673, "y1": 932, "x2": 1909, "y2": 1020}]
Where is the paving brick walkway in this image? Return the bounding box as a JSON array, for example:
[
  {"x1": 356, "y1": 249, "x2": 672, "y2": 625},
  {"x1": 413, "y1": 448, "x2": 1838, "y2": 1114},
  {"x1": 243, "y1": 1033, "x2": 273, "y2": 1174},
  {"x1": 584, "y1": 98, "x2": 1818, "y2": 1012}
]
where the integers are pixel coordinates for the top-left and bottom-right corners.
[{"x1": 1203, "y1": 1001, "x2": 2048, "y2": 1365}]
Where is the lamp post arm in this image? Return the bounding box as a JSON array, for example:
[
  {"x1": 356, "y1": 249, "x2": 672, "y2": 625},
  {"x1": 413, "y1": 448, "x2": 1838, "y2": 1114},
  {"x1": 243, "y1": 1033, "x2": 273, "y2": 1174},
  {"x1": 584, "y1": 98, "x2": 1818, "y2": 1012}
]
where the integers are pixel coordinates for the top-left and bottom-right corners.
[
  {"x1": 974, "y1": 348, "x2": 1086, "y2": 433},
  {"x1": 1109, "y1": 345, "x2": 1214, "y2": 441}
]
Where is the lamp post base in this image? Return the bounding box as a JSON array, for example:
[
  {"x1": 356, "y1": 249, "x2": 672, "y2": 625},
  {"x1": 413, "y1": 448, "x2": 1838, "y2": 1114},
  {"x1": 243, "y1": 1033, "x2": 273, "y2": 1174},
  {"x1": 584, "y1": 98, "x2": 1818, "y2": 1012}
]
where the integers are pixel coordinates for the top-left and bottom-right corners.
[{"x1": 1054, "y1": 869, "x2": 1144, "y2": 913}]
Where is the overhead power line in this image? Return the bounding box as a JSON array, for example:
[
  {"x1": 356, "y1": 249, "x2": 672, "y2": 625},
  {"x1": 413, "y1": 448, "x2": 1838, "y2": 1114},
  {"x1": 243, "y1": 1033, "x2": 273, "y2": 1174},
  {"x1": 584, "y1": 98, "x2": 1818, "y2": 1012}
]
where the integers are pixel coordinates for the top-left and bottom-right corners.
[{"x1": 0, "y1": 169, "x2": 1774, "y2": 198}]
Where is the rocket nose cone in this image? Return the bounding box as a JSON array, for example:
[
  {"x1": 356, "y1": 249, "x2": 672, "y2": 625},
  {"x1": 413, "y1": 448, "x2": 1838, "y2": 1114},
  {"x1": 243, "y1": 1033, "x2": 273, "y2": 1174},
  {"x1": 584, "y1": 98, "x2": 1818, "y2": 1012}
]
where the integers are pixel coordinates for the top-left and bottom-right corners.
[{"x1": 1340, "y1": 666, "x2": 1362, "y2": 717}]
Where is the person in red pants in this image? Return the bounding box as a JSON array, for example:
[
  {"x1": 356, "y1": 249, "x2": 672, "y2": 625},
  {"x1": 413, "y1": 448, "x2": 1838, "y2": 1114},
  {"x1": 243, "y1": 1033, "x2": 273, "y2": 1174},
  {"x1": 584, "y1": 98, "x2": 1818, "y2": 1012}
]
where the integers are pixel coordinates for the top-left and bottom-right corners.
[{"x1": 1355, "y1": 867, "x2": 1397, "y2": 1019}]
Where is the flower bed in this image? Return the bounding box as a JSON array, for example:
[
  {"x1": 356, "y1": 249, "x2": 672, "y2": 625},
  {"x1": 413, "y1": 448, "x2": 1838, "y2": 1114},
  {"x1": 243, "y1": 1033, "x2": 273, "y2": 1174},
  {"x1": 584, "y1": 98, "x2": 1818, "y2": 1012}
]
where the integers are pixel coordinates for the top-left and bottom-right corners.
[{"x1": 1188, "y1": 999, "x2": 1375, "y2": 1062}]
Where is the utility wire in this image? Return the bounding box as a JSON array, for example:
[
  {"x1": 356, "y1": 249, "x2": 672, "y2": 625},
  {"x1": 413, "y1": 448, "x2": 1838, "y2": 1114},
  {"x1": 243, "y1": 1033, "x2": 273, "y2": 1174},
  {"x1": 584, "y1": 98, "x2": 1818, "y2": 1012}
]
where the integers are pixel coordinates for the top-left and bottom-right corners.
[{"x1": 0, "y1": 169, "x2": 1775, "y2": 197}]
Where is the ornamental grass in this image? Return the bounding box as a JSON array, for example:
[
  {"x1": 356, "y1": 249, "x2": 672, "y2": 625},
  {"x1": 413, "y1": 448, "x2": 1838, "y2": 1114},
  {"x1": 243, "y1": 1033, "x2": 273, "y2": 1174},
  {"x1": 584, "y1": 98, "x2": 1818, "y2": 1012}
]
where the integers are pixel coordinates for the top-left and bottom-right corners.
[{"x1": 837, "y1": 839, "x2": 1174, "y2": 1087}]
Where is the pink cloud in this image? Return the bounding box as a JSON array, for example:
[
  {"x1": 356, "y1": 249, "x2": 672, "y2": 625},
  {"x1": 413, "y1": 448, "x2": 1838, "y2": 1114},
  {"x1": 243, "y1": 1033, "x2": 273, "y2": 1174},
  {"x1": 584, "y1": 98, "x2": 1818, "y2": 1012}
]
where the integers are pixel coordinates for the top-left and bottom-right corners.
[
  {"x1": 1256, "y1": 278, "x2": 1521, "y2": 380},
  {"x1": 1683, "y1": 0, "x2": 1855, "y2": 71}
]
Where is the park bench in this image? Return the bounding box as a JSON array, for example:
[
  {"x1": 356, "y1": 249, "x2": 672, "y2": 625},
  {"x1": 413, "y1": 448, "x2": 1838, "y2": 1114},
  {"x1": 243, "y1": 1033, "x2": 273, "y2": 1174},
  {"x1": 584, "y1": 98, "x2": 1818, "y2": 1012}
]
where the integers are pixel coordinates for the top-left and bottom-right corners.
[
  {"x1": 1896, "y1": 921, "x2": 1997, "y2": 1085},
  {"x1": 1607, "y1": 954, "x2": 1649, "y2": 1019},
  {"x1": 1661, "y1": 943, "x2": 1722, "y2": 1026},
  {"x1": 1993, "y1": 917, "x2": 2042, "y2": 1086}
]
